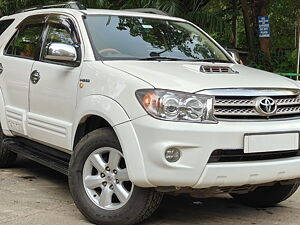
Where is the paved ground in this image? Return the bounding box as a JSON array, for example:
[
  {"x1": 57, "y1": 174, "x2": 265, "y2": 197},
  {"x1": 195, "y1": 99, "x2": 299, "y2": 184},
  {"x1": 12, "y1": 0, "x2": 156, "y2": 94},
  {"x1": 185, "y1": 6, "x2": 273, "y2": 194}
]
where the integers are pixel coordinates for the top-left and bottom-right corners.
[{"x1": 1, "y1": 157, "x2": 300, "y2": 225}]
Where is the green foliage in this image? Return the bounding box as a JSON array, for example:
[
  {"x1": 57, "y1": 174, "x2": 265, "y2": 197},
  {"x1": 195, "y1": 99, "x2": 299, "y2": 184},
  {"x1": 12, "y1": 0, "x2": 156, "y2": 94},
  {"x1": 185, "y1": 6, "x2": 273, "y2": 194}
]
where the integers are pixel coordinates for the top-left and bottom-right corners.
[
  {"x1": 0, "y1": 0, "x2": 65, "y2": 15},
  {"x1": 269, "y1": 0, "x2": 300, "y2": 50},
  {"x1": 247, "y1": 49, "x2": 273, "y2": 71},
  {"x1": 271, "y1": 50, "x2": 298, "y2": 73}
]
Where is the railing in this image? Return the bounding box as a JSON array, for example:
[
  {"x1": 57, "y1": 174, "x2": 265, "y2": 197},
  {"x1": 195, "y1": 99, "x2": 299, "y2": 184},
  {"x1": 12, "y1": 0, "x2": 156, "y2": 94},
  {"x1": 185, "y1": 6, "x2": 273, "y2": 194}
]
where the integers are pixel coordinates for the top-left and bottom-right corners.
[{"x1": 280, "y1": 73, "x2": 300, "y2": 81}]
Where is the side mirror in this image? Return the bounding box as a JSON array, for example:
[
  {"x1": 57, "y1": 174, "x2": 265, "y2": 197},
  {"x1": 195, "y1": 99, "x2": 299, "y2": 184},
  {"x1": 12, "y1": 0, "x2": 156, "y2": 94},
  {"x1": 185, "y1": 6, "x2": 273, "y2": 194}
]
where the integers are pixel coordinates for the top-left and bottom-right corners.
[
  {"x1": 228, "y1": 50, "x2": 242, "y2": 64},
  {"x1": 44, "y1": 43, "x2": 78, "y2": 64}
]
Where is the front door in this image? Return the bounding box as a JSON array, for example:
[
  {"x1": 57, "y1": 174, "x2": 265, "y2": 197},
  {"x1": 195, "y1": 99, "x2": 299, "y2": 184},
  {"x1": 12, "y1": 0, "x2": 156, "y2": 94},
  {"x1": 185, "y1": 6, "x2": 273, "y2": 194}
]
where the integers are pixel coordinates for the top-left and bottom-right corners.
[{"x1": 27, "y1": 17, "x2": 82, "y2": 150}]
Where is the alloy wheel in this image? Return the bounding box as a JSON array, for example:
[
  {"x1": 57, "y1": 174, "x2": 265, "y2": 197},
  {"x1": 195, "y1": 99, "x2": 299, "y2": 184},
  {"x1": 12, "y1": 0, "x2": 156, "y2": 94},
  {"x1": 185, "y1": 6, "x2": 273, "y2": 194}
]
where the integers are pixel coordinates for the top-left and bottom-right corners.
[{"x1": 82, "y1": 147, "x2": 133, "y2": 210}]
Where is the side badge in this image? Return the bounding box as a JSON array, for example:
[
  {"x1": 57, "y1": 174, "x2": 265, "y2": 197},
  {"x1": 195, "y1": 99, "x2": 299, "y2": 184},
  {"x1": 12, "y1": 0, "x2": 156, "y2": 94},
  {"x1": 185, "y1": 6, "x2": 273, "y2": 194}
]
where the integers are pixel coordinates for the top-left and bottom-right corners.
[{"x1": 79, "y1": 79, "x2": 91, "y2": 88}]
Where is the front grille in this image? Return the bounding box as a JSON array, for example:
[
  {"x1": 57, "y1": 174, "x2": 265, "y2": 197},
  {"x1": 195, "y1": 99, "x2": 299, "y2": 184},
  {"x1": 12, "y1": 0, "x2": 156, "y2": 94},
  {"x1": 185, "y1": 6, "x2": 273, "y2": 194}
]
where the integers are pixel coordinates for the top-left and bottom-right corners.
[
  {"x1": 214, "y1": 95, "x2": 300, "y2": 120},
  {"x1": 208, "y1": 149, "x2": 300, "y2": 163}
]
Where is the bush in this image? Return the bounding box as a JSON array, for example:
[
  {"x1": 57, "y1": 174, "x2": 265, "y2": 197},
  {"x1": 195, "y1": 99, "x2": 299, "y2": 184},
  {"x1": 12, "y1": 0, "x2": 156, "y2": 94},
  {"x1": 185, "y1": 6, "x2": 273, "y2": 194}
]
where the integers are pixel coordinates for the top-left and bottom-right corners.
[
  {"x1": 247, "y1": 49, "x2": 273, "y2": 71},
  {"x1": 271, "y1": 49, "x2": 297, "y2": 73}
]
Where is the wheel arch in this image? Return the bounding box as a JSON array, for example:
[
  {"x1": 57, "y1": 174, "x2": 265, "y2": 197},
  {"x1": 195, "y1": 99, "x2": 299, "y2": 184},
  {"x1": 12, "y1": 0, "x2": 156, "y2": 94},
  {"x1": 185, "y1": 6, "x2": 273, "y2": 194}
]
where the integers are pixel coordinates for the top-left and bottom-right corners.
[
  {"x1": 73, "y1": 114, "x2": 113, "y2": 148},
  {"x1": 72, "y1": 95, "x2": 130, "y2": 149}
]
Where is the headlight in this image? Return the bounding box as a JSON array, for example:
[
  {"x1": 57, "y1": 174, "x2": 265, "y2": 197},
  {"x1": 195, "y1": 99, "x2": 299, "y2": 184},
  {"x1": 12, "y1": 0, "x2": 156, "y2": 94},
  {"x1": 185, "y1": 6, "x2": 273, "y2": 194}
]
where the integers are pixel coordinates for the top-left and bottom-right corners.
[{"x1": 136, "y1": 89, "x2": 216, "y2": 123}]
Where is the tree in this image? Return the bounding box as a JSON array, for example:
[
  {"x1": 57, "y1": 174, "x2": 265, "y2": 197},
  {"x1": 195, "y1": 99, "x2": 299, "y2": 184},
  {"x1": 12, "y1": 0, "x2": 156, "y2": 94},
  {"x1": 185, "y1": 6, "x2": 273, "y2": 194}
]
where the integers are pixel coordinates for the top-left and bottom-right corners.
[
  {"x1": 240, "y1": 0, "x2": 270, "y2": 56},
  {"x1": 230, "y1": 0, "x2": 239, "y2": 48},
  {"x1": 240, "y1": 0, "x2": 254, "y2": 51},
  {"x1": 253, "y1": 0, "x2": 270, "y2": 56}
]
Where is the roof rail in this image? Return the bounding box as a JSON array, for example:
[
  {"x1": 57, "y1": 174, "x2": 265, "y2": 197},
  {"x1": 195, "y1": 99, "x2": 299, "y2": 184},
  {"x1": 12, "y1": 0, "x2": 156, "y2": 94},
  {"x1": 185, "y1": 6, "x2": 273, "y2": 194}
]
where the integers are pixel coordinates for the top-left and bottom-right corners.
[
  {"x1": 124, "y1": 8, "x2": 169, "y2": 16},
  {"x1": 17, "y1": 1, "x2": 86, "y2": 13}
]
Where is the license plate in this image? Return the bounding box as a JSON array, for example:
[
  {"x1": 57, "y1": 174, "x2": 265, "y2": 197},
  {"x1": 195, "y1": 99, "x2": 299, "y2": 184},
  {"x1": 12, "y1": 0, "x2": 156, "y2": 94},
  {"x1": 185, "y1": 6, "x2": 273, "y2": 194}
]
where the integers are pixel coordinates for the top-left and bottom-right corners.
[{"x1": 244, "y1": 132, "x2": 299, "y2": 154}]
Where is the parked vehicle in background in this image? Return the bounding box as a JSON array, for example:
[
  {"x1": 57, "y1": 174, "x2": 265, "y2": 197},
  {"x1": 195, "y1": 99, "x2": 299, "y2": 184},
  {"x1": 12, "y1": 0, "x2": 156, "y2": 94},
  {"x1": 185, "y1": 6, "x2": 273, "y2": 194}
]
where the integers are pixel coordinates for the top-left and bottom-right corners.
[{"x1": 0, "y1": 2, "x2": 300, "y2": 225}]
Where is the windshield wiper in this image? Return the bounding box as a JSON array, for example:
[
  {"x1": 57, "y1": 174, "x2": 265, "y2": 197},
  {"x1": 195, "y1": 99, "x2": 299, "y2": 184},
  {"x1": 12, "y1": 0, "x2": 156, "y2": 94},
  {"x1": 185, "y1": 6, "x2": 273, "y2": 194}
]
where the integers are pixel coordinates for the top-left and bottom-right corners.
[
  {"x1": 138, "y1": 56, "x2": 184, "y2": 61},
  {"x1": 192, "y1": 58, "x2": 232, "y2": 63}
]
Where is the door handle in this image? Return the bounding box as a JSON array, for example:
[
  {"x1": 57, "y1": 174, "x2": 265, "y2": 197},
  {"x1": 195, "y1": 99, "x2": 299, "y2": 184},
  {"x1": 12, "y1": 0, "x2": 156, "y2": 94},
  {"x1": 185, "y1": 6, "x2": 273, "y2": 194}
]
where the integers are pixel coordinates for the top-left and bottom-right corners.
[
  {"x1": 0, "y1": 63, "x2": 3, "y2": 75},
  {"x1": 30, "y1": 70, "x2": 40, "y2": 84}
]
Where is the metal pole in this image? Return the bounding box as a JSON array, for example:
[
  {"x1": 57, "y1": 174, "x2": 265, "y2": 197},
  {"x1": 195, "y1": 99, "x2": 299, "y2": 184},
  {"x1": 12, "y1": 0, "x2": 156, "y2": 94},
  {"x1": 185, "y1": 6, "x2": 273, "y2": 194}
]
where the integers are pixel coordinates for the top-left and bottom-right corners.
[
  {"x1": 296, "y1": 23, "x2": 298, "y2": 49},
  {"x1": 235, "y1": 18, "x2": 238, "y2": 48},
  {"x1": 297, "y1": 18, "x2": 300, "y2": 80}
]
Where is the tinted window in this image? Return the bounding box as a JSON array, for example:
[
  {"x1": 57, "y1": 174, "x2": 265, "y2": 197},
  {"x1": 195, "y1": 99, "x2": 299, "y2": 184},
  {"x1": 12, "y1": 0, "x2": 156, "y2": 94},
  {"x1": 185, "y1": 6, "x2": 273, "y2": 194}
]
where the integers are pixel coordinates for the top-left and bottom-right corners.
[
  {"x1": 5, "y1": 24, "x2": 44, "y2": 59},
  {"x1": 85, "y1": 15, "x2": 230, "y2": 62},
  {"x1": 0, "y1": 19, "x2": 14, "y2": 36},
  {"x1": 45, "y1": 24, "x2": 74, "y2": 45}
]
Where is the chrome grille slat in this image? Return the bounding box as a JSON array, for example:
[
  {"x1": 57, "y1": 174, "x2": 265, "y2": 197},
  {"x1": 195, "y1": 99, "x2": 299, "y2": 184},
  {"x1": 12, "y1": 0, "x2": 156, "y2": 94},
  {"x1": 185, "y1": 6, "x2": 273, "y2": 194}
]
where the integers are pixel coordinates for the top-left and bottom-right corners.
[
  {"x1": 215, "y1": 99, "x2": 255, "y2": 106},
  {"x1": 277, "y1": 106, "x2": 300, "y2": 114},
  {"x1": 214, "y1": 108, "x2": 259, "y2": 116},
  {"x1": 276, "y1": 98, "x2": 300, "y2": 105}
]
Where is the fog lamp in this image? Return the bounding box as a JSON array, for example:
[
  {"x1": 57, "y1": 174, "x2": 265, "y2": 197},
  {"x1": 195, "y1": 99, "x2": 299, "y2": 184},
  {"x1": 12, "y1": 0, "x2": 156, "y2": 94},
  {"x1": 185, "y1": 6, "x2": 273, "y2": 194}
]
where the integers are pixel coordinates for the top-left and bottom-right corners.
[{"x1": 165, "y1": 148, "x2": 181, "y2": 162}]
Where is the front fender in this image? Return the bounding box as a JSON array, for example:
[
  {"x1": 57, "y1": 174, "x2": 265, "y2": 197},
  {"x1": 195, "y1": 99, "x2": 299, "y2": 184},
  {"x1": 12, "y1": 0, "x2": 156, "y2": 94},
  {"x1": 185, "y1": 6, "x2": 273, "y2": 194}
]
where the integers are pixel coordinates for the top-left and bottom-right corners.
[
  {"x1": 72, "y1": 95, "x2": 152, "y2": 186},
  {"x1": 73, "y1": 95, "x2": 130, "y2": 141}
]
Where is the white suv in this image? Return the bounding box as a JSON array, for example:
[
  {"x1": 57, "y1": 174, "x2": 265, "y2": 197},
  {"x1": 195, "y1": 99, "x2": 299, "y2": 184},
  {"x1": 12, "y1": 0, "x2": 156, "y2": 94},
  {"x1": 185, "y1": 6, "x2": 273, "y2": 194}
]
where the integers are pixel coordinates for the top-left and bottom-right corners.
[{"x1": 0, "y1": 2, "x2": 300, "y2": 225}]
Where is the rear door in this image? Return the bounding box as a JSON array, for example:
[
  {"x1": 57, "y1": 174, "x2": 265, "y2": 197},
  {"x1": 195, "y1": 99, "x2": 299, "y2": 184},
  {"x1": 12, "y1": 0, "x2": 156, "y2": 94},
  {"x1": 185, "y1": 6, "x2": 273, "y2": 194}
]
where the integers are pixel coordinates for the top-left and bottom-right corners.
[{"x1": 0, "y1": 17, "x2": 45, "y2": 136}]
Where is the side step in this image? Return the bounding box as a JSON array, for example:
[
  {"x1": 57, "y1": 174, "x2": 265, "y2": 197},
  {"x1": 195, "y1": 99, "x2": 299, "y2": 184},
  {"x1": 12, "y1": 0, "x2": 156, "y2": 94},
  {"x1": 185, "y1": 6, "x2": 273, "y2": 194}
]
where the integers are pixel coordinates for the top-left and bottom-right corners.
[{"x1": 3, "y1": 137, "x2": 70, "y2": 175}]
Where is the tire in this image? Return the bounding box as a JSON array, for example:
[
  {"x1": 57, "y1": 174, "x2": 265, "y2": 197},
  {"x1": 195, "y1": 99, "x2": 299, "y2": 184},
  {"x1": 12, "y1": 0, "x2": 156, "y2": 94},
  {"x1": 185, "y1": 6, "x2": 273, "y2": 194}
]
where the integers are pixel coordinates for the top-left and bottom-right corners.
[
  {"x1": 0, "y1": 126, "x2": 17, "y2": 168},
  {"x1": 68, "y1": 128, "x2": 163, "y2": 225},
  {"x1": 231, "y1": 182, "x2": 299, "y2": 207}
]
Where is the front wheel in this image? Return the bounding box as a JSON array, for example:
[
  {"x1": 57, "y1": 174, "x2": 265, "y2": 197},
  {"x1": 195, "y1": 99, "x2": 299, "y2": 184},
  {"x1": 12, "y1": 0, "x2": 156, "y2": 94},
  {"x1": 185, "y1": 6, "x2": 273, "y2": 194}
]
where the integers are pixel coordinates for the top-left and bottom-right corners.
[
  {"x1": 68, "y1": 128, "x2": 163, "y2": 225},
  {"x1": 231, "y1": 182, "x2": 299, "y2": 207}
]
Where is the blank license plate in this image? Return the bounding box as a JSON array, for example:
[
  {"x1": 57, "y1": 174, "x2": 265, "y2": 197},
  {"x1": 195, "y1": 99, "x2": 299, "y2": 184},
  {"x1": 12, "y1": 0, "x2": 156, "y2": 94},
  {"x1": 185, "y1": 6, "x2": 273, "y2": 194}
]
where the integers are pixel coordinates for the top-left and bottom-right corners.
[{"x1": 244, "y1": 133, "x2": 299, "y2": 154}]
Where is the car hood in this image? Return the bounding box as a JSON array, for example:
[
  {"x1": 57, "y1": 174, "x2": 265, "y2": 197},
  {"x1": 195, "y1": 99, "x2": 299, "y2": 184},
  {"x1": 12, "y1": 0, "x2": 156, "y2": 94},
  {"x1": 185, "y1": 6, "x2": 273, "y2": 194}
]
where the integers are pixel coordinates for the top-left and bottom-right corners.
[{"x1": 103, "y1": 61, "x2": 299, "y2": 93}]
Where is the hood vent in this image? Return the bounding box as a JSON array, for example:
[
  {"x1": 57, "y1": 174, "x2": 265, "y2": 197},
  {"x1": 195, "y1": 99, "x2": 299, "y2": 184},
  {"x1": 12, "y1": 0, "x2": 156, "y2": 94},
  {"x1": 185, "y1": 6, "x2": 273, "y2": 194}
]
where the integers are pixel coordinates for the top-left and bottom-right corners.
[{"x1": 200, "y1": 65, "x2": 238, "y2": 74}]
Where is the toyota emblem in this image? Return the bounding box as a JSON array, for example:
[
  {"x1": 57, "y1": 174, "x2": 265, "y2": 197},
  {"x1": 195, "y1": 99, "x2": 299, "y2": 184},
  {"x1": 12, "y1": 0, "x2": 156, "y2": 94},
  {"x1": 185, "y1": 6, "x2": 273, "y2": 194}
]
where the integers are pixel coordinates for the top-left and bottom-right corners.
[{"x1": 255, "y1": 97, "x2": 277, "y2": 116}]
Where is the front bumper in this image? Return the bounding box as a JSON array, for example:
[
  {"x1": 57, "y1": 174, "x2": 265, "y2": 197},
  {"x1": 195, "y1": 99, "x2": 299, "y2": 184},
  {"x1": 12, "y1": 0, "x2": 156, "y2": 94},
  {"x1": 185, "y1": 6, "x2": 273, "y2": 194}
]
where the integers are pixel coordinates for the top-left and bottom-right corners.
[
  {"x1": 114, "y1": 115, "x2": 300, "y2": 188},
  {"x1": 194, "y1": 157, "x2": 300, "y2": 188}
]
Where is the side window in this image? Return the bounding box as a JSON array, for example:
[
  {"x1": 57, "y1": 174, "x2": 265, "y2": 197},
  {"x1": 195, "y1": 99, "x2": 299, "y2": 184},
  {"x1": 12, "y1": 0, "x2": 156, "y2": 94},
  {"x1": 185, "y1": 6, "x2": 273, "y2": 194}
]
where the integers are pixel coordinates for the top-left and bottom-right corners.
[
  {"x1": 0, "y1": 19, "x2": 15, "y2": 36},
  {"x1": 45, "y1": 24, "x2": 75, "y2": 46},
  {"x1": 5, "y1": 24, "x2": 44, "y2": 59}
]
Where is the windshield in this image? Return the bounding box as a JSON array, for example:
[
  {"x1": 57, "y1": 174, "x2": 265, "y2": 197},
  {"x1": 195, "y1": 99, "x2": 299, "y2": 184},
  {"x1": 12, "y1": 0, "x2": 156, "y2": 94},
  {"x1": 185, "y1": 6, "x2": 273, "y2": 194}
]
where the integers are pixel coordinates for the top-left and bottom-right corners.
[{"x1": 84, "y1": 15, "x2": 232, "y2": 62}]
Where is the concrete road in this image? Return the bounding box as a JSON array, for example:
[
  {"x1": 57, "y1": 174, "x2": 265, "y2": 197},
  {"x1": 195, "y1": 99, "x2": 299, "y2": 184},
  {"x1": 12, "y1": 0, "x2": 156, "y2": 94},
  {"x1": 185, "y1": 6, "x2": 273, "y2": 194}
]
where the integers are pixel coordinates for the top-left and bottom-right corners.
[{"x1": 1, "y1": 157, "x2": 300, "y2": 225}]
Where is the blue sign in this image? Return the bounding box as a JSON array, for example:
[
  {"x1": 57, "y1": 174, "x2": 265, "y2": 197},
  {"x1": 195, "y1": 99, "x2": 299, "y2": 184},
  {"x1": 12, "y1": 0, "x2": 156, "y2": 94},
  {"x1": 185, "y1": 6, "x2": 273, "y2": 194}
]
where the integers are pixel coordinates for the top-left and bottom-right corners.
[{"x1": 258, "y1": 16, "x2": 270, "y2": 38}]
